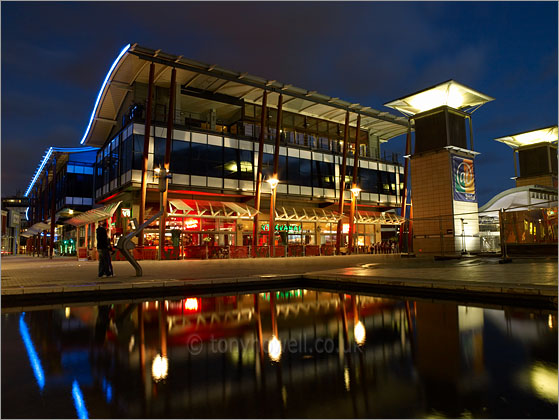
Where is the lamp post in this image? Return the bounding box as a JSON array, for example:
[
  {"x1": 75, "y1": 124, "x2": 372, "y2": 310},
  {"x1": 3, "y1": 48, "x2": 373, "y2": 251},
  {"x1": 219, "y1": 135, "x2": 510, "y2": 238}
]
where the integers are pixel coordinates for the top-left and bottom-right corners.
[
  {"x1": 267, "y1": 177, "x2": 279, "y2": 257},
  {"x1": 348, "y1": 186, "x2": 361, "y2": 255}
]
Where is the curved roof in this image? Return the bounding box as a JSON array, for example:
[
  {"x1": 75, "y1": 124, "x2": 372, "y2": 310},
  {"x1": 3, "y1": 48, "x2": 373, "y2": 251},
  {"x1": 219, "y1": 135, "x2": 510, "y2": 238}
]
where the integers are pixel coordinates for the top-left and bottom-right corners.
[
  {"x1": 479, "y1": 185, "x2": 558, "y2": 218},
  {"x1": 81, "y1": 43, "x2": 411, "y2": 147}
]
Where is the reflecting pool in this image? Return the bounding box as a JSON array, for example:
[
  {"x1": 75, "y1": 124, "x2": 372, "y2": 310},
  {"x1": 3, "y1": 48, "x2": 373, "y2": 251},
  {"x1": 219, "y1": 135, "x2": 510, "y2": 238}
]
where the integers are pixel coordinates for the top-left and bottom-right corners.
[{"x1": 1, "y1": 290, "x2": 557, "y2": 418}]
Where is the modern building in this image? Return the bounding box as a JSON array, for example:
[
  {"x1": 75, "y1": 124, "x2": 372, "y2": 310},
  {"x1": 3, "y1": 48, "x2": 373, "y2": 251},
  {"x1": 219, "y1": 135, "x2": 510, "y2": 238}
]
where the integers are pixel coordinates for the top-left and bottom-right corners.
[
  {"x1": 478, "y1": 126, "x2": 558, "y2": 255},
  {"x1": 1, "y1": 195, "x2": 28, "y2": 255},
  {"x1": 45, "y1": 43, "x2": 409, "y2": 259},
  {"x1": 23, "y1": 147, "x2": 98, "y2": 257}
]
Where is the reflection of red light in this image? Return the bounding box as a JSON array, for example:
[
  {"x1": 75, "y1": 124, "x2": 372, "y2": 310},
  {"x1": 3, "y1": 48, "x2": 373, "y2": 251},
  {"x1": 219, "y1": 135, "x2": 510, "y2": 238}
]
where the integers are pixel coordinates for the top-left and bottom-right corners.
[
  {"x1": 184, "y1": 298, "x2": 199, "y2": 311},
  {"x1": 184, "y1": 219, "x2": 199, "y2": 230}
]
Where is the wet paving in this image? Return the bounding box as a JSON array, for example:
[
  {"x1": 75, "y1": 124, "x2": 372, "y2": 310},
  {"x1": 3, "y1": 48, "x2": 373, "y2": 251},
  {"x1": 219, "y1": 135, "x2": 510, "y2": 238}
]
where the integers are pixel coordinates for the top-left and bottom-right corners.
[{"x1": 1, "y1": 288, "x2": 557, "y2": 418}]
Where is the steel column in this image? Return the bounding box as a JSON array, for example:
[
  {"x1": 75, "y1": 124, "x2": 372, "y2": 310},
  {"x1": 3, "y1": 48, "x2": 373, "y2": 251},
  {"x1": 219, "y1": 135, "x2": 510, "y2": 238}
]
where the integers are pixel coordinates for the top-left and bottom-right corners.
[
  {"x1": 269, "y1": 94, "x2": 283, "y2": 255},
  {"x1": 468, "y1": 116, "x2": 474, "y2": 151},
  {"x1": 399, "y1": 128, "x2": 412, "y2": 252},
  {"x1": 348, "y1": 115, "x2": 361, "y2": 255},
  {"x1": 513, "y1": 149, "x2": 518, "y2": 178},
  {"x1": 49, "y1": 157, "x2": 57, "y2": 258},
  {"x1": 139, "y1": 62, "x2": 155, "y2": 248},
  {"x1": 159, "y1": 67, "x2": 176, "y2": 260},
  {"x1": 252, "y1": 90, "x2": 268, "y2": 257},
  {"x1": 335, "y1": 111, "x2": 350, "y2": 255}
]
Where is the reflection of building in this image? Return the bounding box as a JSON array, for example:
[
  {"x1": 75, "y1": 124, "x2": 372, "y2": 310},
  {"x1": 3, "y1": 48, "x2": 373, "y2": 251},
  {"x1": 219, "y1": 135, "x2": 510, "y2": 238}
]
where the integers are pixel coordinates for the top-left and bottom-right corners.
[
  {"x1": 26, "y1": 43, "x2": 408, "y2": 260},
  {"x1": 385, "y1": 80, "x2": 494, "y2": 255},
  {"x1": 479, "y1": 126, "x2": 558, "y2": 255}
]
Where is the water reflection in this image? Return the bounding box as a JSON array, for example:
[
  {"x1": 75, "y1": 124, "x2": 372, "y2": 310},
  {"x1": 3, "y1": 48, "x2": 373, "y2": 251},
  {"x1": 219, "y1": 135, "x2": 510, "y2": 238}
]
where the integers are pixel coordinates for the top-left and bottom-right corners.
[{"x1": 1, "y1": 290, "x2": 557, "y2": 418}]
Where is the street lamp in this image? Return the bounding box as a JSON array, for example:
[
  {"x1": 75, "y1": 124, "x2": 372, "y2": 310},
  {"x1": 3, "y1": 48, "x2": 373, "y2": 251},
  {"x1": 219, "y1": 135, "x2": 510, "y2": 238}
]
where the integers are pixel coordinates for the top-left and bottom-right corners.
[
  {"x1": 267, "y1": 176, "x2": 279, "y2": 257},
  {"x1": 348, "y1": 185, "x2": 361, "y2": 254}
]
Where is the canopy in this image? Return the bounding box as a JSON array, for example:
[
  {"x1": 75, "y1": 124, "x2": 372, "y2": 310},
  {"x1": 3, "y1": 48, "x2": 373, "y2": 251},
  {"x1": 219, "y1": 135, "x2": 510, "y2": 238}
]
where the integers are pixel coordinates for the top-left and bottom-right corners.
[
  {"x1": 65, "y1": 201, "x2": 122, "y2": 226},
  {"x1": 355, "y1": 210, "x2": 403, "y2": 225},
  {"x1": 169, "y1": 200, "x2": 258, "y2": 219},
  {"x1": 81, "y1": 44, "x2": 411, "y2": 147},
  {"x1": 21, "y1": 222, "x2": 50, "y2": 237},
  {"x1": 494, "y1": 125, "x2": 558, "y2": 149},
  {"x1": 274, "y1": 207, "x2": 340, "y2": 223},
  {"x1": 384, "y1": 79, "x2": 494, "y2": 116}
]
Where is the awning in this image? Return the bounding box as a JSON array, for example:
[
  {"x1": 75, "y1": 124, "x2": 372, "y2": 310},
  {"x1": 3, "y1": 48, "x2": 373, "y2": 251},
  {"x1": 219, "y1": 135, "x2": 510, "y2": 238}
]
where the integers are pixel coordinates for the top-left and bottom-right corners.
[
  {"x1": 355, "y1": 210, "x2": 403, "y2": 225},
  {"x1": 21, "y1": 222, "x2": 50, "y2": 237},
  {"x1": 65, "y1": 201, "x2": 122, "y2": 226},
  {"x1": 274, "y1": 207, "x2": 340, "y2": 223},
  {"x1": 169, "y1": 199, "x2": 258, "y2": 219}
]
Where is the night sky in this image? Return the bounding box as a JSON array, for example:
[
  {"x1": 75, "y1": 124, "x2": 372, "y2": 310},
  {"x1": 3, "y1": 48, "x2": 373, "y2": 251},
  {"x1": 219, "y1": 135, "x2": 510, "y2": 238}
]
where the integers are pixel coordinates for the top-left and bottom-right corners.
[{"x1": 2, "y1": 1, "x2": 557, "y2": 205}]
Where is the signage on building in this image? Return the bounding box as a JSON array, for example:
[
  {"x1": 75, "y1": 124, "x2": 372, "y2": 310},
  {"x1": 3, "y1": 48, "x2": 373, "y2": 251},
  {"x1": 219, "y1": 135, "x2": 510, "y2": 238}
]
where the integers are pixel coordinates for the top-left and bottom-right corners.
[
  {"x1": 184, "y1": 218, "x2": 200, "y2": 230},
  {"x1": 261, "y1": 223, "x2": 302, "y2": 233},
  {"x1": 452, "y1": 155, "x2": 476, "y2": 202},
  {"x1": 121, "y1": 208, "x2": 131, "y2": 218},
  {"x1": 8, "y1": 210, "x2": 20, "y2": 228}
]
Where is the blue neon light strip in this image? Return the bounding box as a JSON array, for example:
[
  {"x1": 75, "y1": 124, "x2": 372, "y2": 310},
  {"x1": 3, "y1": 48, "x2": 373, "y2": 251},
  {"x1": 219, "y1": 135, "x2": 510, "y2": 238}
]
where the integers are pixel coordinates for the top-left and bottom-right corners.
[
  {"x1": 26, "y1": 207, "x2": 30, "y2": 221},
  {"x1": 24, "y1": 148, "x2": 53, "y2": 197},
  {"x1": 80, "y1": 43, "x2": 131, "y2": 145},
  {"x1": 72, "y1": 380, "x2": 89, "y2": 419},
  {"x1": 19, "y1": 313, "x2": 45, "y2": 391},
  {"x1": 24, "y1": 146, "x2": 99, "y2": 198}
]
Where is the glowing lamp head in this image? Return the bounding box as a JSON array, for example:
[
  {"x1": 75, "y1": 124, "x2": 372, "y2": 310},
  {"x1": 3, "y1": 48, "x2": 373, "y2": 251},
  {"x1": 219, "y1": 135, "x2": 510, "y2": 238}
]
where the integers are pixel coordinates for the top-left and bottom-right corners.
[
  {"x1": 350, "y1": 187, "x2": 361, "y2": 197},
  {"x1": 154, "y1": 167, "x2": 161, "y2": 175},
  {"x1": 354, "y1": 321, "x2": 366, "y2": 346},
  {"x1": 266, "y1": 177, "x2": 279, "y2": 190},
  {"x1": 151, "y1": 354, "x2": 168, "y2": 382},
  {"x1": 268, "y1": 336, "x2": 282, "y2": 362},
  {"x1": 68, "y1": 209, "x2": 74, "y2": 215},
  {"x1": 384, "y1": 80, "x2": 494, "y2": 116}
]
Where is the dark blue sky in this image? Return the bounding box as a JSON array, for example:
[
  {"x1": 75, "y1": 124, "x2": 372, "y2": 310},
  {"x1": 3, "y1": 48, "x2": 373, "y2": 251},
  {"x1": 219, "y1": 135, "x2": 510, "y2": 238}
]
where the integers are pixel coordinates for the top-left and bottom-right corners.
[{"x1": 2, "y1": 1, "x2": 557, "y2": 205}]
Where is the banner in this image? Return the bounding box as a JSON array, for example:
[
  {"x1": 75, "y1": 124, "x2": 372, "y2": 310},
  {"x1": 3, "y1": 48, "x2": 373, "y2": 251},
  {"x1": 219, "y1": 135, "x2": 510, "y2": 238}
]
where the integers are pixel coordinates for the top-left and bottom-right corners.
[{"x1": 452, "y1": 155, "x2": 476, "y2": 202}]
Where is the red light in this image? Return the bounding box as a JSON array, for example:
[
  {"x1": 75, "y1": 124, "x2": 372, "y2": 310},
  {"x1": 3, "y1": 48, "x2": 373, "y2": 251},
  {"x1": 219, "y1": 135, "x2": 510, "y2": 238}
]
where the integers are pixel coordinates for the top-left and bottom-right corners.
[{"x1": 184, "y1": 298, "x2": 199, "y2": 311}]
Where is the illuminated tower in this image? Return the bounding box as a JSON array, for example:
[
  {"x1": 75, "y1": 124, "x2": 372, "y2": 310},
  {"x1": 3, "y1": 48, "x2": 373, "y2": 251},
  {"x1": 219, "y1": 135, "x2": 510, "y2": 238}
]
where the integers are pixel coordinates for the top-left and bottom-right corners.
[
  {"x1": 385, "y1": 80, "x2": 494, "y2": 255},
  {"x1": 495, "y1": 126, "x2": 558, "y2": 188}
]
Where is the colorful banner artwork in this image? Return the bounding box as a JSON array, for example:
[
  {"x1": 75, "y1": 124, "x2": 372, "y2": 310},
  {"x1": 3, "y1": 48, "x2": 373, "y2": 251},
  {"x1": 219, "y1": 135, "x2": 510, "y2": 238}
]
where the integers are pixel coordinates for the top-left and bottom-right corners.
[{"x1": 452, "y1": 155, "x2": 476, "y2": 202}]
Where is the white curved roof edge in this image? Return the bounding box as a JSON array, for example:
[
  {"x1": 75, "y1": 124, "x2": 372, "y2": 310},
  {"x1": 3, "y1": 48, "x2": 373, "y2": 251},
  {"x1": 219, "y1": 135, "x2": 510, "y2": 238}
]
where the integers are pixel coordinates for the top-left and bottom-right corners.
[
  {"x1": 79, "y1": 43, "x2": 131, "y2": 145},
  {"x1": 479, "y1": 184, "x2": 558, "y2": 216}
]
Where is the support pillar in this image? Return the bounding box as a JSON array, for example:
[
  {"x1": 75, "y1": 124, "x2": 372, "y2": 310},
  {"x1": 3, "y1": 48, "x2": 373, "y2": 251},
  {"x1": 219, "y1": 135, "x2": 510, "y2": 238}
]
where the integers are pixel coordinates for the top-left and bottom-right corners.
[
  {"x1": 336, "y1": 111, "x2": 350, "y2": 255},
  {"x1": 399, "y1": 129, "x2": 412, "y2": 252},
  {"x1": 49, "y1": 158, "x2": 57, "y2": 258},
  {"x1": 268, "y1": 94, "x2": 283, "y2": 256},
  {"x1": 252, "y1": 90, "x2": 268, "y2": 257},
  {"x1": 348, "y1": 115, "x2": 361, "y2": 255},
  {"x1": 139, "y1": 62, "x2": 155, "y2": 248},
  {"x1": 159, "y1": 67, "x2": 176, "y2": 260}
]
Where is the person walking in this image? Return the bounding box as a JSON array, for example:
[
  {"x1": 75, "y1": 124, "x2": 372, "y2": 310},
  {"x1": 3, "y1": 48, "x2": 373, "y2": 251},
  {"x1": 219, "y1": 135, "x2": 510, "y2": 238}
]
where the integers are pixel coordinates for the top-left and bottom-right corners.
[{"x1": 96, "y1": 220, "x2": 112, "y2": 277}]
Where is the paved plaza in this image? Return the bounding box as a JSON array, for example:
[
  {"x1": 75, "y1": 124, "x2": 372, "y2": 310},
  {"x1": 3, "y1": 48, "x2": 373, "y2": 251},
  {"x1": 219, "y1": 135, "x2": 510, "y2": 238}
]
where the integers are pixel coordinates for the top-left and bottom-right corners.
[{"x1": 1, "y1": 254, "x2": 557, "y2": 306}]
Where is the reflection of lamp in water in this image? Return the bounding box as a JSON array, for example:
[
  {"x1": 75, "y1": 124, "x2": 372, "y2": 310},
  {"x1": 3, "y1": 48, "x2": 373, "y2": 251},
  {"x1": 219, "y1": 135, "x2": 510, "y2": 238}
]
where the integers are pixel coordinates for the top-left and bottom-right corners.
[
  {"x1": 354, "y1": 321, "x2": 366, "y2": 346},
  {"x1": 151, "y1": 354, "x2": 168, "y2": 382},
  {"x1": 268, "y1": 335, "x2": 282, "y2": 362}
]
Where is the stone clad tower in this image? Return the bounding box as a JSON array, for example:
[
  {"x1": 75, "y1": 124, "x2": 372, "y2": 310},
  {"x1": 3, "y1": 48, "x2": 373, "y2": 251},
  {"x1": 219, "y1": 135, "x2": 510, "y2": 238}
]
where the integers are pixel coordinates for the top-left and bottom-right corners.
[{"x1": 385, "y1": 80, "x2": 494, "y2": 255}]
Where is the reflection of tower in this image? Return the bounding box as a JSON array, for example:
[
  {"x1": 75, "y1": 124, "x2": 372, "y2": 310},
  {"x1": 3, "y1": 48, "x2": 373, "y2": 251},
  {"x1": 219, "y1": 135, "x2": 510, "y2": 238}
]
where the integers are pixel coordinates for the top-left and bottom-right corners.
[
  {"x1": 385, "y1": 81, "x2": 493, "y2": 255},
  {"x1": 415, "y1": 301, "x2": 485, "y2": 415}
]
